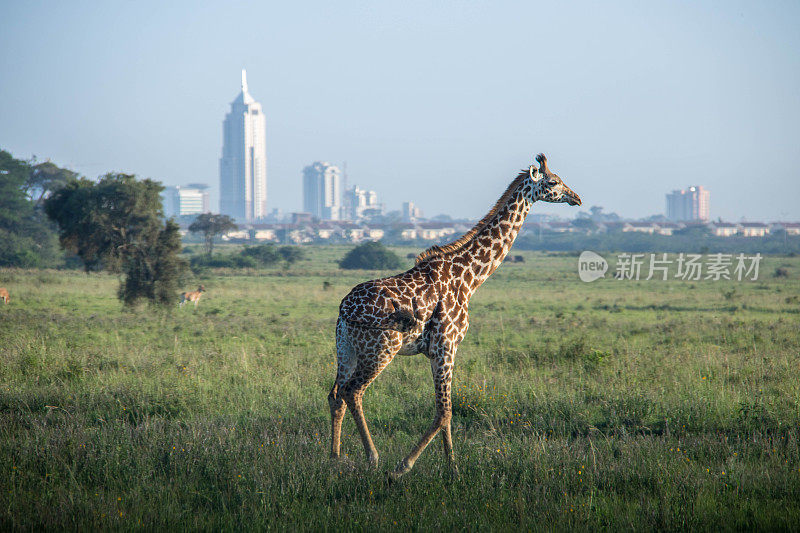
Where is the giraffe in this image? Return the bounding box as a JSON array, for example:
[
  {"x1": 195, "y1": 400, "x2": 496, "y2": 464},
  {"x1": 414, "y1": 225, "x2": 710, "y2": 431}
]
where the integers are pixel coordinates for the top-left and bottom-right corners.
[{"x1": 329, "y1": 153, "x2": 581, "y2": 479}]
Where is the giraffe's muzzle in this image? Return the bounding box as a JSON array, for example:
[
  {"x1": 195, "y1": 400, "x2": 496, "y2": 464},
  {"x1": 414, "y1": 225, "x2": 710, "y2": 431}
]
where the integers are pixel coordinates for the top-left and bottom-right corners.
[{"x1": 564, "y1": 188, "x2": 582, "y2": 206}]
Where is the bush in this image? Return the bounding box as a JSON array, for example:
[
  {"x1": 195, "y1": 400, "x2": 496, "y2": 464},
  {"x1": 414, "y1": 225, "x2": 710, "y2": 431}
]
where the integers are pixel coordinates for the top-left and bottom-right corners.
[
  {"x1": 189, "y1": 245, "x2": 309, "y2": 272},
  {"x1": 277, "y1": 246, "x2": 307, "y2": 266},
  {"x1": 0, "y1": 231, "x2": 44, "y2": 267},
  {"x1": 241, "y1": 244, "x2": 282, "y2": 266},
  {"x1": 190, "y1": 253, "x2": 257, "y2": 270},
  {"x1": 118, "y1": 219, "x2": 187, "y2": 306},
  {"x1": 339, "y1": 241, "x2": 402, "y2": 270}
]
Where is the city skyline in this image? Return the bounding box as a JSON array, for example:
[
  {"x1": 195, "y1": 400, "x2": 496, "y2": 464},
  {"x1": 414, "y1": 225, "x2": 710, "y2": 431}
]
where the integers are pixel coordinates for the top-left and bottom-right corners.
[{"x1": 1, "y1": 2, "x2": 798, "y2": 221}]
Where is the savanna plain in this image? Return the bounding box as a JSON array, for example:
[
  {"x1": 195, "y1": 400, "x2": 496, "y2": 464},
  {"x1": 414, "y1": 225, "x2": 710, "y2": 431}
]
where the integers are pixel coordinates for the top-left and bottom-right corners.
[{"x1": 1, "y1": 248, "x2": 799, "y2": 530}]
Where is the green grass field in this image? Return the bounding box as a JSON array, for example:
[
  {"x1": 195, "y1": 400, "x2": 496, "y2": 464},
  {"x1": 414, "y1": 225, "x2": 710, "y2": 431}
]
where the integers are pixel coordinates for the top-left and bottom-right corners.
[{"x1": 1, "y1": 248, "x2": 799, "y2": 530}]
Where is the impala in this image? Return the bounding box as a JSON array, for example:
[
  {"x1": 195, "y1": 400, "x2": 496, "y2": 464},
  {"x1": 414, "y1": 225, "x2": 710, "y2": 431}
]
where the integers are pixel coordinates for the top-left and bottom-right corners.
[{"x1": 179, "y1": 285, "x2": 205, "y2": 308}]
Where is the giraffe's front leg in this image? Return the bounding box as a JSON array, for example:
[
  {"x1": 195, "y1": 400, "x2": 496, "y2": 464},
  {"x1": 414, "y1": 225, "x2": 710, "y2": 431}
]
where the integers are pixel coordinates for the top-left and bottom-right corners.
[
  {"x1": 391, "y1": 347, "x2": 456, "y2": 479},
  {"x1": 441, "y1": 411, "x2": 458, "y2": 476}
]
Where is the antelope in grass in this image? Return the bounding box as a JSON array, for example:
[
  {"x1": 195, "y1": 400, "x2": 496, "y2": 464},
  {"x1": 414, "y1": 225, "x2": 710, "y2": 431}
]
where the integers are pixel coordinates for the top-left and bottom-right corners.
[
  {"x1": 179, "y1": 285, "x2": 205, "y2": 308},
  {"x1": 0, "y1": 288, "x2": 8, "y2": 304}
]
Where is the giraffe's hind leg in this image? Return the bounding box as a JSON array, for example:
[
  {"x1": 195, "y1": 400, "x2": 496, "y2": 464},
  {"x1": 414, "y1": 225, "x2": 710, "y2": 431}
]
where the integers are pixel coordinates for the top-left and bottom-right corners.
[
  {"x1": 329, "y1": 319, "x2": 353, "y2": 460},
  {"x1": 341, "y1": 366, "x2": 388, "y2": 468},
  {"x1": 341, "y1": 379, "x2": 379, "y2": 467},
  {"x1": 340, "y1": 330, "x2": 400, "y2": 468}
]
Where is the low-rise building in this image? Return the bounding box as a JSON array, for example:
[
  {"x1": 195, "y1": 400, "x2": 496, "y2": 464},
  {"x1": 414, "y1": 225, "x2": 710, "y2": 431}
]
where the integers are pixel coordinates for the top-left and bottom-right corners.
[
  {"x1": 622, "y1": 222, "x2": 659, "y2": 234},
  {"x1": 710, "y1": 222, "x2": 739, "y2": 237},
  {"x1": 771, "y1": 222, "x2": 800, "y2": 235},
  {"x1": 739, "y1": 222, "x2": 770, "y2": 237},
  {"x1": 418, "y1": 222, "x2": 456, "y2": 241},
  {"x1": 546, "y1": 221, "x2": 576, "y2": 233},
  {"x1": 655, "y1": 222, "x2": 683, "y2": 236}
]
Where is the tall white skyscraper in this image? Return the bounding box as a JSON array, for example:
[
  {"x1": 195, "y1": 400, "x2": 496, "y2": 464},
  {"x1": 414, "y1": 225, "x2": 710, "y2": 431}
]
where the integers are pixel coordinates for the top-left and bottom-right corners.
[
  {"x1": 303, "y1": 162, "x2": 342, "y2": 220},
  {"x1": 219, "y1": 70, "x2": 267, "y2": 222}
]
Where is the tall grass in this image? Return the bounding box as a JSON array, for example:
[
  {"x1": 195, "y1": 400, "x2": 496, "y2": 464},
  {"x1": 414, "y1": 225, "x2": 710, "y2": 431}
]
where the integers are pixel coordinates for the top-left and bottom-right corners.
[{"x1": 1, "y1": 250, "x2": 799, "y2": 529}]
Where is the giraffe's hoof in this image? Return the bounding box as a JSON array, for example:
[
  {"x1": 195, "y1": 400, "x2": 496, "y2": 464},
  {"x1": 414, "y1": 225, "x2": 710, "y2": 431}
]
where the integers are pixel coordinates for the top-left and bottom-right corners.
[
  {"x1": 388, "y1": 460, "x2": 412, "y2": 481},
  {"x1": 368, "y1": 455, "x2": 380, "y2": 469},
  {"x1": 386, "y1": 469, "x2": 407, "y2": 484},
  {"x1": 330, "y1": 455, "x2": 356, "y2": 472},
  {"x1": 448, "y1": 464, "x2": 460, "y2": 479}
]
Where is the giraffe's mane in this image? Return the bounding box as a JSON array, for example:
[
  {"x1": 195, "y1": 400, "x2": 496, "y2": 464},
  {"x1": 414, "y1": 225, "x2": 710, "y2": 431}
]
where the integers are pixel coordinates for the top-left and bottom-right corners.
[{"x1": 415, "y1": 170, "x2": 530, "y2": 265}]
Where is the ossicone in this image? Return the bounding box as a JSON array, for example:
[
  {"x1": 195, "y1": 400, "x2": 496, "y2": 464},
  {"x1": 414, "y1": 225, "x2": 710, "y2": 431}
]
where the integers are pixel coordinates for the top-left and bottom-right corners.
[{"x1": 536, "y1": 153, "x2": 549, "y2": 174}]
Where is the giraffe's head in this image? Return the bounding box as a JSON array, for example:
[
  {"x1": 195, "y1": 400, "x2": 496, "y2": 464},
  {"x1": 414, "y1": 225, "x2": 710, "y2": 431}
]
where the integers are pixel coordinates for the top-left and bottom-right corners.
[{"x1": 528, "y1": 153, "x2": 581, "y2": 206}]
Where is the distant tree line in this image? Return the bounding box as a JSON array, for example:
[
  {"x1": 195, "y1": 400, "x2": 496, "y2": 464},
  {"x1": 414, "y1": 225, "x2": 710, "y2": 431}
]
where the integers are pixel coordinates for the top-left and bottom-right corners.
[
  {"x1": 516, "y1": 228, "x2": 800, "y2": 255},
  {"x1": 185, "y1": 241, "x2": 403, "y2": 271},
  {"x1": 189, "y1": 244, "x2": 308, "y2": 272}
]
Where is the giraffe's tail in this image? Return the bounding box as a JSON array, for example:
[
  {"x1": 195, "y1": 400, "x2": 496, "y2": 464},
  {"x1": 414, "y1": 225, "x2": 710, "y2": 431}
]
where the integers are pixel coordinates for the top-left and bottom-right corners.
[
  {"x1": 335, "y1": 318, "x2": 357, "y2": 385},
  {"x1": 340, "y1": 309, "x2": 417, "y2": 333}
]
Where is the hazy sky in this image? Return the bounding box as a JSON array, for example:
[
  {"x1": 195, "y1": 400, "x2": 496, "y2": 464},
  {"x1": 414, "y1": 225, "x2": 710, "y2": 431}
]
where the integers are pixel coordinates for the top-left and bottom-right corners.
[{"x1": 2, "y1": 1, "x2": 798, "y2": 221}]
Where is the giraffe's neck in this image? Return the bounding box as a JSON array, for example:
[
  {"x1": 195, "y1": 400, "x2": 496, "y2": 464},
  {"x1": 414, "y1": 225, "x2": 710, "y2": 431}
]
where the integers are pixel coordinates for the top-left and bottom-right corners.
[{"x1": 450, "y1": 182, "x2": 532, "y2": 296}]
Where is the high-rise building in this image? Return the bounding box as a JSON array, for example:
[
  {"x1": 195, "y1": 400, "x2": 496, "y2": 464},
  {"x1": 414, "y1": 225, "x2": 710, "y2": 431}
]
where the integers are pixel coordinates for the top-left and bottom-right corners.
[
  {"x1": 666, "y1": 186, "x2": 710, "y2": 221},
  {"x1": 219, "y1": 69, "x2": 267, "y2": 222},
  {"x1": 303, "y1": 162, "x2": 342, "y2": 220},
  {"x1": 402, "y1": 201, "x2": 424, "y2": 222},
  {"x1": 163, "y1": 184, "x2": 210, "y2": 218},
  {"x1": 343, "y1": 185, "x2": 382, "y2": 220}
]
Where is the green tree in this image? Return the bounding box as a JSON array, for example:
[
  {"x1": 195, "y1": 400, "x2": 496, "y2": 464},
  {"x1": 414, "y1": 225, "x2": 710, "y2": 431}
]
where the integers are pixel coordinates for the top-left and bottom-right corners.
[
  {"x1": 339, "y1": 241, "x2": 402, "y2": 270},
  {"x1": 118, "y1": 219, "x2": 185, "y2": 306},
  {"x1": 25, "y1": 159, "x2": 80, "y2": 209},
  {"x1": 44, "y1": 173, "x2": 187, "y2": 306},
  {"x1": 674, "y1": 224, "x2": 713, "y2": 238},
  {"x1": 188, "y1": 213, "x2": 238, "y2": 257},
  {"x1": 0, "y1": 150, "x2": 61, "y2": 267}
]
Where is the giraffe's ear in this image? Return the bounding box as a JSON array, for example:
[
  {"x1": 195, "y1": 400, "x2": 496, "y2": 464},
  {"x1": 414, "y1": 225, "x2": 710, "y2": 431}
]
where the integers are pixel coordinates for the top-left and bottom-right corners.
[{"x1": 529, "y1": 165, "x2": 540, "y2": 180}]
